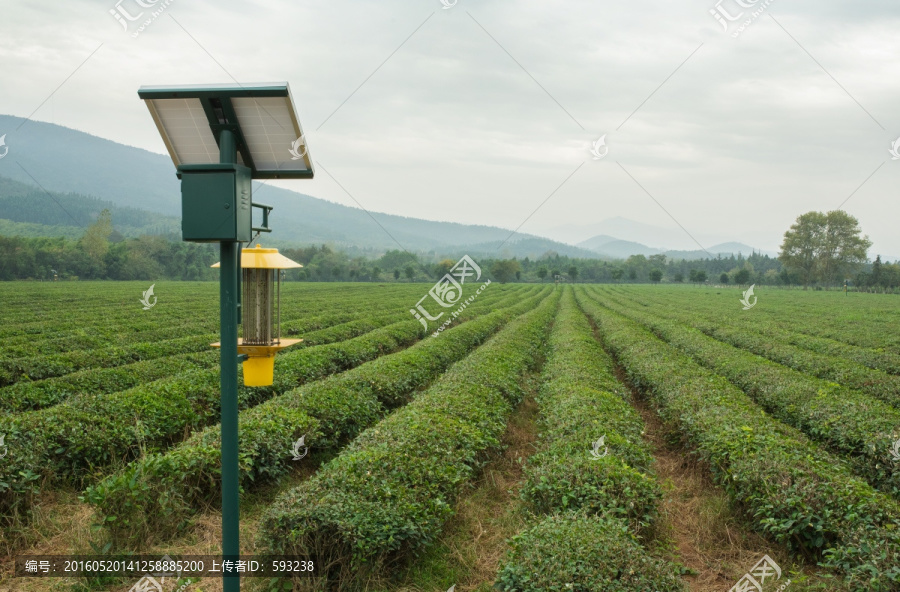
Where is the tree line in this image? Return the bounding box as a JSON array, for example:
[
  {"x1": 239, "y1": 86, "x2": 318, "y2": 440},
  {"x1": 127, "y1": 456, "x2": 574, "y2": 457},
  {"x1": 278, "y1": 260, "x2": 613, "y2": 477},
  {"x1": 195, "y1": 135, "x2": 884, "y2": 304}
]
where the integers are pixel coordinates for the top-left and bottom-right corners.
[{"x1": 1, "y1": 208, "x2": 897, "y2": 292}]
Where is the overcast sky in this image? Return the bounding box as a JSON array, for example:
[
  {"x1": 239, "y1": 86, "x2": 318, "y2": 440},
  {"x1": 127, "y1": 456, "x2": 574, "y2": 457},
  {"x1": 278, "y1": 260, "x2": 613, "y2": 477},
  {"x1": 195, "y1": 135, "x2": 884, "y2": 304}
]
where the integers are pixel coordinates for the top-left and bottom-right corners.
[{"x1": 1, "y1": 0, "x2": 899, "y2": 256}]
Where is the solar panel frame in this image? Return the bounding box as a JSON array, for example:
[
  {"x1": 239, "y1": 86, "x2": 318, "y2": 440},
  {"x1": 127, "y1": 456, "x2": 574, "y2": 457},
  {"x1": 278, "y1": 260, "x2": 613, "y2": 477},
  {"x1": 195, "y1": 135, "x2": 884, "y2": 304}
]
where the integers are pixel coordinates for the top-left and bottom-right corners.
[{"x1": 138, "y1": 82, "x2": 313, "y2": 179}]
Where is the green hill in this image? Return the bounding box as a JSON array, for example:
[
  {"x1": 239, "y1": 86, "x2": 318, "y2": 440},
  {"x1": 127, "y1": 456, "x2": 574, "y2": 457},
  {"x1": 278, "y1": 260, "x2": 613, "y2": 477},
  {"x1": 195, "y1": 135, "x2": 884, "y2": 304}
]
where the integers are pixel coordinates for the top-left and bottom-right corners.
[
  {"x1": 0, "y1": 114, "x2": 596, "y2": 259},
  {"x1": 0, "y1": 175, "x2": 179, "y2": 238}
]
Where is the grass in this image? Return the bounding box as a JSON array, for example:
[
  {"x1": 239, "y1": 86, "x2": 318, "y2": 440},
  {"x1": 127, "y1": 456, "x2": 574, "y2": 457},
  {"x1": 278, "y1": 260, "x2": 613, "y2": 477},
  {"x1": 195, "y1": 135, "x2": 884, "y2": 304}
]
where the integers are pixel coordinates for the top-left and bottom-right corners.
[
  {"x1": 626, "y1": 367, "x2": 849, "y2": 592},
  {"x1": 0, "y1": 451, "x2": 336, "y2": 592}
]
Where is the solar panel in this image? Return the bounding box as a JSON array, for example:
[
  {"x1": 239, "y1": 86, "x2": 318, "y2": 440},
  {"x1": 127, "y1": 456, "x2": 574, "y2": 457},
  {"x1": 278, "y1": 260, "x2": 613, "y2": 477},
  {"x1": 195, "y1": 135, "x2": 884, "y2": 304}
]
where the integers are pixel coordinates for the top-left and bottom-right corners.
[
  {"x1": 145, "y1": 97, "x2": 219, "y2": 166},
  {"x1": 231, "y1": 96, "x2": 311, "y2": 175},
  {"x1": 138, "y1": 83, "x2": 312, "y2": 179}
]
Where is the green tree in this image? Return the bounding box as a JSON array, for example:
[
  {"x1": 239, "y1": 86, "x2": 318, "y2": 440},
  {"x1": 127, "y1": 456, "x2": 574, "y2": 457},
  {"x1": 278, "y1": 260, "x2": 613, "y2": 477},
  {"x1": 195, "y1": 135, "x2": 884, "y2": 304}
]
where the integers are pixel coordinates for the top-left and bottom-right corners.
[
  {"x1": 491, "y1": 259, "x2": 521, "y2": 284},
  {"x1": 537, "y1": 267, "x2": 548, "y2": 283},
  {"x1": 378, "y1": 250, "x2": 419, "y2": 270},
  {"x1": 625, "y1": 254, "x2": 647, "y2": 281},
  {"x1": 673, "y1": 272, "x2": 684, "y2": 283},
  {"x1": 818, "y1": 210, "x2": 871, "y2": 286},
  {"x1": 779, "y1": 210, "x2": 871, "y2": 288},
  {"x1": 79, "y1": 209, "x2": 113, "y2": 275},
  {"x1": 885, "y1": 262, "x2": 900, "y2": 290},
  {"x1": 779, "y1": 211, "x2": 824, "y2": 288},
  {"x1": 393, "y1": 269, "x2": 401, "y2": 280},
  {"x1": 719, "y1": 272, "x2": 730, "y2": 284},
  {"x1": 872, "y1": 255, "x2": 883, "y2": 290},
  {"x1": 404, "y1": 265, "x2": 415, "y2": 281},
  {"x1": 734, "y1": 268, "x2": 751, "y2": 285},
  {"x1": 779, "y1": 268, "x2": 792, "y2": 286},
  {"x1": 649, "y1": 269, "x2": 663, "y2": 283},
  {"x1": 371, "y1": 266, "x2": 382, "y2": 281},
  {"x1": 567, "y1": 266, "x2": 578, "y2": 283},
  {"x1": 611, "y1": 268, "x2": 624, "y2": 282},
  {"x1": 122, "y1": 237, "x2": 165, "y2": 279},
  {"x1": 648, "y1": 254, "x2": 667, "y2": 269},
  {"x1": 689, "y1": 269, "x2": 707, "y2": 284},
  {"x1": 434, "y1": 259, "x2": 455, "y2": 278}
]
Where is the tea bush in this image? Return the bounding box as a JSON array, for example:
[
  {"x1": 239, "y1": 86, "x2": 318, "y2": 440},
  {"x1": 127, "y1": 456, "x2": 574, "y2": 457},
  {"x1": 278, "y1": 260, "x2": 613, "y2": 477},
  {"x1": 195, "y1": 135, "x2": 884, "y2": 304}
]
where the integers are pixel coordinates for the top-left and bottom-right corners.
[{"x1": 258, "y1": 291, "x2": 559, "y2": 584}]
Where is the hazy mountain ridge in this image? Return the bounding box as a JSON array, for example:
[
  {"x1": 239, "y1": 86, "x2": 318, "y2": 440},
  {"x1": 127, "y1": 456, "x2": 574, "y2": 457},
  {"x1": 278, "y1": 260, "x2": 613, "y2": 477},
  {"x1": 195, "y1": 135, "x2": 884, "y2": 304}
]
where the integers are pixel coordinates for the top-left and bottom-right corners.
[
  {"x1": 577, "y1": 229, "x2": 776, "y2": 261},
  {"x1": 0, "y1": 114, "x2": 784, "y2": 261},
  {"x1": 0, "y1": 175, "x2": 178, "y2": 236},
  {"x1": 0, "y1": 115, "x2": 602, "y2": 259}
]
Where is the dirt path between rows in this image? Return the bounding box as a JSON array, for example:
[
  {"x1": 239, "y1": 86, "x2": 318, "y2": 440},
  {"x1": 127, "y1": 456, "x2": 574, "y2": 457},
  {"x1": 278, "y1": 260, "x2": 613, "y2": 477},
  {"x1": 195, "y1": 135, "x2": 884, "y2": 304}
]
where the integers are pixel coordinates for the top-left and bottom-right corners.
[{"x1": 622, "y1": 377, "x2": 771, "y2": 592}]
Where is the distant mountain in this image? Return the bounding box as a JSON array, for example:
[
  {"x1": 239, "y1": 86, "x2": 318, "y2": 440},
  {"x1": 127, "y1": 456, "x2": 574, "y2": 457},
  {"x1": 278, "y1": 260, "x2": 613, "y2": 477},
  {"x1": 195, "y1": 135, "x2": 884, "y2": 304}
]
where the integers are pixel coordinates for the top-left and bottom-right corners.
[
  {"x1": 575, "y1": 234, "x2": 620, "y2": 251},
  {"x1": 0, "y1": 114, "x2": 592, "y2": 259},
  {"x1": 0, "y1": 116, "x2": 180, "y2": 216},
  {"x1": 662, "y1": 242, "x2": 776, "y2": 259},
  {"x1": 552, "y1": 217, "x2": 731, "y2": 251},
  {"x1": 593, "y1": 240, "x2": 663, "y2": 259},
  {"x1": 0, "y1": 175, "x2": 178, "y2": 237},
  {"x1": 577, "y1": 229, "x2": 775, "y2": 260}
]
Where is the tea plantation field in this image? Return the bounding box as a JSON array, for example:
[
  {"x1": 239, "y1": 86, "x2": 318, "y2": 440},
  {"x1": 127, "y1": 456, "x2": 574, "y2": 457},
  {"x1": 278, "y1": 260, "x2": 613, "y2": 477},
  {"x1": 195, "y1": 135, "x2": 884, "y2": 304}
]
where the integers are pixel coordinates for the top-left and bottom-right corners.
[{"x1": 1, "y1": 282, "x2": 899, "y2": 592}]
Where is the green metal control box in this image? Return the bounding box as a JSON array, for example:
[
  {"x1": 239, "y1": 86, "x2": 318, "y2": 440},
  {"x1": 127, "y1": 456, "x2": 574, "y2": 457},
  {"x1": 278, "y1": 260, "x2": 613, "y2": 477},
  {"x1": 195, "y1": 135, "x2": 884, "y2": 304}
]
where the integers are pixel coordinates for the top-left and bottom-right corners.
[{"x1": 178, "y1": 163, "x2": 252, "y2": 242}]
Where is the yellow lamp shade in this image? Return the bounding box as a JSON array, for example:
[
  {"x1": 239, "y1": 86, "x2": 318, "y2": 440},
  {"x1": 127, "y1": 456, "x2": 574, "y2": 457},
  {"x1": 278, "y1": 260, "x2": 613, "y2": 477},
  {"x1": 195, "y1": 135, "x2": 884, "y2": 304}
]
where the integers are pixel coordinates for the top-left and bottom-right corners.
[{"x1": 211, "y1": 244, "x2": 302, "y2": 269}]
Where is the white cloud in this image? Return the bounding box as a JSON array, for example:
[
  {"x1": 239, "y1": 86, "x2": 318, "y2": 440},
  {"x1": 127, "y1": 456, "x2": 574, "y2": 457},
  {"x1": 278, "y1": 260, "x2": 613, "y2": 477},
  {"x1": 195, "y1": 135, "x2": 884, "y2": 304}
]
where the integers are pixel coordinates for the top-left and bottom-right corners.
[{"x1": 0, "y1": 0, "x2": 898, "y2": 255}]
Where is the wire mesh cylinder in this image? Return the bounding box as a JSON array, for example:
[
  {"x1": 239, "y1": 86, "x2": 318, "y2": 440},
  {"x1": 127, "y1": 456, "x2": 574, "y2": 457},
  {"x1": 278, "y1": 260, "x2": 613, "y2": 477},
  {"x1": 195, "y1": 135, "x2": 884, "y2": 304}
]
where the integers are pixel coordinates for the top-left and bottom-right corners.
[{"x1": 242, "y1": 268, "x2": 274, "y2": 345}]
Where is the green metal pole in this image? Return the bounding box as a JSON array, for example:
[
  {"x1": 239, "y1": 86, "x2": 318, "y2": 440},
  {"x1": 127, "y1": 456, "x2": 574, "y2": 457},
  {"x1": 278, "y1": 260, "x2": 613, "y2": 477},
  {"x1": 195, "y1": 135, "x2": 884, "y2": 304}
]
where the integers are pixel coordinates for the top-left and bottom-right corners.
[{"x1": 218, "y1": 129, "x2": 240, "y2": 592}]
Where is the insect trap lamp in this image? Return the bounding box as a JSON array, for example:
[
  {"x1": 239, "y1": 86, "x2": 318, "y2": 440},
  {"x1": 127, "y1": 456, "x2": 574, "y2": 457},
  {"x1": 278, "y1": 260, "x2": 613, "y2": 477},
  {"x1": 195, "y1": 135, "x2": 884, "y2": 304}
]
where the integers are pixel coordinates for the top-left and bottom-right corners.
[
  {"x1": 211, "y1": 245, "x2": 302, "y2": 386},
  {"x1": 137, "y1": 81, "x2": 314, "y2": 387},
  {"x1": 139, "y1": 82, "x2": 313, "y2": 592}
]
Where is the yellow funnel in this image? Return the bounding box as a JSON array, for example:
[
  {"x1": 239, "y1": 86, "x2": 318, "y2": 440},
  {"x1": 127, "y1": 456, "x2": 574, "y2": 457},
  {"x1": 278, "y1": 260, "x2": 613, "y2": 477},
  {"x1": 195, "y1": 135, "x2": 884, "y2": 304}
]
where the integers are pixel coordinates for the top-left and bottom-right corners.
[
  {"x1": 211, "y1": 338, "x2": 302, "y2": 387},
  {"x1": 243, "y1": 354, "x2": 276, "y2": 387}
]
